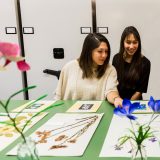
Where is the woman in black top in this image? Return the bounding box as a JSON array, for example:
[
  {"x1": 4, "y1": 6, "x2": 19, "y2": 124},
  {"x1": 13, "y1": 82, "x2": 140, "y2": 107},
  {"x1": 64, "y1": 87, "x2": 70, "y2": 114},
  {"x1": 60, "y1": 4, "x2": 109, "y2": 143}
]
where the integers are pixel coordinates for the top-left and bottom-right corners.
[{"x1": 112, "y1": 26, "x2": 151, "y2": 100}]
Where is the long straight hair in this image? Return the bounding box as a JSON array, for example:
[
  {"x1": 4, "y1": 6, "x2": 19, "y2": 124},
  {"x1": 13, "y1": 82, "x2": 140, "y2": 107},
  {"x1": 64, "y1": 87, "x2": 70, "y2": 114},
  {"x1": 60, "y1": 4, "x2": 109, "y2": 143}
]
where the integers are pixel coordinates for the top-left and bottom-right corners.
[
  {"x1": 79, "y1": 33, "x2": 110, "y2": 79},
  {"x1": 118, "y1": 26, "x2": 142, "y2": 87}
]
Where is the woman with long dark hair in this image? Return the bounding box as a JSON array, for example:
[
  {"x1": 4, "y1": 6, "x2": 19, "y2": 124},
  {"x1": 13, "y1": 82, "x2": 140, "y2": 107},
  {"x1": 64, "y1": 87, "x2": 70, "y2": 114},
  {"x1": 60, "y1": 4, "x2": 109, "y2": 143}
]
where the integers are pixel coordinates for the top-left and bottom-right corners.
[
  {"x1": 55, "y1": 33, "x2": 122, "y2": 107},
  {"x1": 112, "y1": 26, "x2": 151, "y2": 100}
]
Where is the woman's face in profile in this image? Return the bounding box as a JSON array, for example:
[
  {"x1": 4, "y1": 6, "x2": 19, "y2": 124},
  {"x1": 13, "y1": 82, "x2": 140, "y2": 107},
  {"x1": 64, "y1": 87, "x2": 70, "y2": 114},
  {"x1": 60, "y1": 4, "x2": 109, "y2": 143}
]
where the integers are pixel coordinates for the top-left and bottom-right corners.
[
  {"x1": 124, "y1": 33, "x2": 139, "y2": 57},
  {"x1": 92, "y1": 42, "x2": 108, "y2": 67}
]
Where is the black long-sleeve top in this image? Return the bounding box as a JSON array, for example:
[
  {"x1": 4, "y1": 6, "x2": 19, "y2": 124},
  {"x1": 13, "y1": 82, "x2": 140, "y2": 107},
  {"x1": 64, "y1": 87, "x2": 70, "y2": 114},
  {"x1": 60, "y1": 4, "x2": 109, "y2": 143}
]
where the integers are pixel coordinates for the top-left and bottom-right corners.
[{"x1": 112, "y1": 53, "x2": 151, "y2": 100}]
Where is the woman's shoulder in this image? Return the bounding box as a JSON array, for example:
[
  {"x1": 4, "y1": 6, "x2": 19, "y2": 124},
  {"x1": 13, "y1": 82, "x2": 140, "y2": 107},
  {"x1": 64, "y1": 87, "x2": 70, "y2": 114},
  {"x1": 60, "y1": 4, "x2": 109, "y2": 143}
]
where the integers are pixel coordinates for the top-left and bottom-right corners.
[
  {"x1": 61, "y1": 60, "x2": 79, "y2": 76},
  {"x1": 105, "y1": 63, "x2": 117, "y2": 74},
  {"x1": 141, "y1": 56, "x2": 151, "y2": 65},
  {"x1": 107, "y1": 63, "x2": 115, "y2": 69},
  {"x1": 113, "y1": 53, "x2": 121, "y2": 58},
  {"x1": 112, "y1": 53, "x2": 122, "y2": 67},
  {"x1": 141, "y1": 56, "x2": 151, "y2": 71},
  {"x1": 63, "y1": 59, "x2": 78, "y2": 69},
  {"x1": 112, "y1": 53, "x2": 121, "y2": 62}
]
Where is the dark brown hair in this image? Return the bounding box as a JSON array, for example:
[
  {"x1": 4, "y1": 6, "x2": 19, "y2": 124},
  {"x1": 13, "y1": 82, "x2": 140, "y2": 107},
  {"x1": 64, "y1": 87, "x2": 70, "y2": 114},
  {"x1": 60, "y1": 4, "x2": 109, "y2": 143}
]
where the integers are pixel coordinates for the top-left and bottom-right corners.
[
  {"x1": 118, "y1": 26, "x2": 142, "y2": 87},
  {"x1": 79, "y1": 33, "x2": 110, "y2": 78}
]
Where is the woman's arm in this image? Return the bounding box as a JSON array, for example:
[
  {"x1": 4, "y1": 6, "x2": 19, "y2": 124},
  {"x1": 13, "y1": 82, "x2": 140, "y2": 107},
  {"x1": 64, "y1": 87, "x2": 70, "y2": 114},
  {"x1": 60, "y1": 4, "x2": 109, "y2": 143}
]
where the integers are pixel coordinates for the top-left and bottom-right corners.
[
  {"x1": 53, "y1": 68, "x2": 64, "y2": 100},
  {"x1": 107, "y1": 91, "x2": 122, "y2": 107},
  {"x1": 131, "y1": 91, "x2": 142, "y2": 100},
  {"x1": 105, "y1": 65, "x2": 122, "y2": 107}
]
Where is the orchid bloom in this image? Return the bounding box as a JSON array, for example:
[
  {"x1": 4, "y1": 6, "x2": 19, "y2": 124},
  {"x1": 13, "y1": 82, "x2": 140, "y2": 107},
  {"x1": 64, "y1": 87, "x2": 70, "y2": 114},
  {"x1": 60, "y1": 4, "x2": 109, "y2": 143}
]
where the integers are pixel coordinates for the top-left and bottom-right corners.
[
  {"x1": 148, "y1": 96, "x2": 160, "y2": 112},
  {"x1": 114, "y1": 99, "x2": 141, "y2": 120},
  {"x1": 0, "y1": 42, "x2": 30, "y2": 71}
]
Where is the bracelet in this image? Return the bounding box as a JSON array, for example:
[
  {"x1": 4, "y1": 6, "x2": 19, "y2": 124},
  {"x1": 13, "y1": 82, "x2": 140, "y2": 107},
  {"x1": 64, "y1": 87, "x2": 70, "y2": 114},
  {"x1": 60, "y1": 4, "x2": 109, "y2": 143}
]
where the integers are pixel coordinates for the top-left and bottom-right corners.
[{"x1": 113, "y1": 96, "x2": 120, "y2": 102}]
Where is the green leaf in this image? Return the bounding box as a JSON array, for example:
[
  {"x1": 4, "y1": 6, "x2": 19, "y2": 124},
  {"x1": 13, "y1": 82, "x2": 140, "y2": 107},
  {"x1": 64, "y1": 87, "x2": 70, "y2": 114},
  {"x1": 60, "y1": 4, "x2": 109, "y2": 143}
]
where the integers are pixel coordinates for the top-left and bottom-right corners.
[
  {"x1": 0, "y1": 114, "x2": 8, "y2": 117},
  {"x1": 21, "y1": 102, "x2": 63, "y2": 132},
  {"x1": 137, "y1": 126, "x2": 144, "y2": 141},
  {"x1": 40, "y1": 102, "x2": 64, "y2": 112},
  {"x1": 0, "y1": 100, "x2": 5, "y2": 108},
  {"x1": 10, "y1": 86, "x2": 36, "y2": 99},
  {"x1": 143, "y1": 126, "x2": 151, "y2": 139},
  {"x1": 15, "y1": 94, "x2": 48, "y2": 117},
  {"x1": 118, "y1": 136, "x2": 131, "y2": 146},
  {"x1": 5, "y1": 86, "x2": 37, "y2": 110},
  {"x1": 0, "y1": 121, "x2": 14, "y2": 126},
  {"x1": 128, "y1": 128, "x2": 137, "y2": 139},
  {"x1": 32, "y1": 102, "x2": 64, "y2": 118}
]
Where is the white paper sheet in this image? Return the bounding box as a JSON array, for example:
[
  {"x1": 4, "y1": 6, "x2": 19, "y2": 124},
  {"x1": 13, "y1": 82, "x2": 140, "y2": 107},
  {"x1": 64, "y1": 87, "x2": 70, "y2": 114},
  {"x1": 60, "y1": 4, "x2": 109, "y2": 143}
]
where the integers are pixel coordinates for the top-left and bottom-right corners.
[
  {"x1": 8, "y1": 113, "x2": 103, "y2": 156},
  {"x1": 100, "y1": 114, "x2": 160, "y2": 157},
  {"x1": 0, "y1": 112, "x2": 47, "y2": 151},
  {"x1": 67, "y1": 101, "x2": 102, "y2": 113},
  {"x1": 12, "y1": 100, "x2": 56, "y2": 112}
]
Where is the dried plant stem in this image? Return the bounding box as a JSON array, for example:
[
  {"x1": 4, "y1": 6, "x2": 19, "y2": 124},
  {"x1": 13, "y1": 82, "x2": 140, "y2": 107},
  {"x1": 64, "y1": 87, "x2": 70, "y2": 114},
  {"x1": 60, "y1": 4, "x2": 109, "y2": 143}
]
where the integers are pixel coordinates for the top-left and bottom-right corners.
[
  {"x1": 49, "y1": 115, "x2": 98, "y2": 133},
  {"x1": 49, "y1": 121, "x2": 90, "y2": 138},
  {"x1": 59, "y1": 117, "x2": 97, "y2": 146},
  {"x1": 37, "y1": 115, "x2": 98, "y2": 148}
]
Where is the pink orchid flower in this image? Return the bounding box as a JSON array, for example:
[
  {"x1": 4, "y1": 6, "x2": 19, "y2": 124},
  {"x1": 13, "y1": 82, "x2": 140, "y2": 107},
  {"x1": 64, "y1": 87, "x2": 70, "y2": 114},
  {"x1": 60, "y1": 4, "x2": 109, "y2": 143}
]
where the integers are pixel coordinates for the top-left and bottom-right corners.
[{"x1": 0, "y1": 42, "x2": 30, "y2": 71}]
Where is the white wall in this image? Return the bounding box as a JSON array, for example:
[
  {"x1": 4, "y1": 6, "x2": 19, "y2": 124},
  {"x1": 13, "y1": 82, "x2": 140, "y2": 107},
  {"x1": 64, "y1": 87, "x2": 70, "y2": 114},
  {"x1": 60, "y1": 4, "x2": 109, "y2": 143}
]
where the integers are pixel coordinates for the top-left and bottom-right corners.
[{"x1": 20, "y1": 0, "x2": 92, "y2": 99}]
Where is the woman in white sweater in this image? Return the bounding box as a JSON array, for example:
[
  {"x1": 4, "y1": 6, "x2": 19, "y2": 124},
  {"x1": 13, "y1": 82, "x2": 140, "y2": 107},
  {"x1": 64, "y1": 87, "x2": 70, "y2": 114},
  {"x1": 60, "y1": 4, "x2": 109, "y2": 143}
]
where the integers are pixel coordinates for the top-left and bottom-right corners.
[{"x1": 54, "y1": 33, "x2": 122, "y2": 107}]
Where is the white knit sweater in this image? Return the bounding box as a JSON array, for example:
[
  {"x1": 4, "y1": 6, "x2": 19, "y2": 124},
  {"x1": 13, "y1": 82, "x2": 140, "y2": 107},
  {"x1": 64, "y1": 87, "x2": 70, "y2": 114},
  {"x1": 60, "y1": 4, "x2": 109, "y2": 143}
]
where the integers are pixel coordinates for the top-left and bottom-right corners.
[{"x1": 54, "y1": 60, "x2": 118, "y2": 100}]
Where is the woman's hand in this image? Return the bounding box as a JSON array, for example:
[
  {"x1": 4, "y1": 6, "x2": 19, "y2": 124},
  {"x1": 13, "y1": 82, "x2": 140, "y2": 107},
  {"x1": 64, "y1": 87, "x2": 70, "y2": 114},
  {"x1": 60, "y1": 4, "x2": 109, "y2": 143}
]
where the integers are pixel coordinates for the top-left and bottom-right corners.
[
  {"x1": 107, "y1": 91, "x2": 123, "y2": 107},
  {"x1": 113, "y1": 97, "x2": 123, "y2": 107}
]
